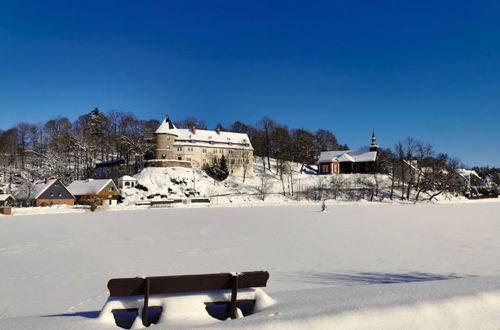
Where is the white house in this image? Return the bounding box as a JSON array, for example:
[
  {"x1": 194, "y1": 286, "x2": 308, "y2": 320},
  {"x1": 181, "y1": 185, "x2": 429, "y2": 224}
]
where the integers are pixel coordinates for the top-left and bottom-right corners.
[{"x1": 117, "y1": 175, "x2": 137, "y2": 189}]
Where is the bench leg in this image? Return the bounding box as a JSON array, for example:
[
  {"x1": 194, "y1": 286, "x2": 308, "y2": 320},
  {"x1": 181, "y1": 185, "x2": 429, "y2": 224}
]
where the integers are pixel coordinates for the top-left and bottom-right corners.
[
  {"x1": 229, "y1": 274, "x2": 239, "y2": 319},
  {"x1": 142, "y1": 278, "x2": 150, "y2": 327}
]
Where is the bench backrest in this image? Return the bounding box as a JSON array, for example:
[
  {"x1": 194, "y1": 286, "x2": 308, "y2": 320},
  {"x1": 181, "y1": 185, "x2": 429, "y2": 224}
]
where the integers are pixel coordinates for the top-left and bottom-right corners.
[{"x1": 108, "y1": 271, "x2": 269, "y2": 297}]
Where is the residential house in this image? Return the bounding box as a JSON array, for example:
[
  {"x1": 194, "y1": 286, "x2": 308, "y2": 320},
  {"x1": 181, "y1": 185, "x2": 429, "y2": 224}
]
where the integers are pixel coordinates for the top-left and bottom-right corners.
[
  {"x1": 450, "y1": 169, "x2": 483, "y2": 192},
  {"x1": 68, "y1": 179, "x2": 120, "y2": 205},
  {"x1": 0, "y1": 194, "x2": 15, "y2": 215},
  {"x1": 17, "y1": 178, "x2": 76, "y2": 206}
]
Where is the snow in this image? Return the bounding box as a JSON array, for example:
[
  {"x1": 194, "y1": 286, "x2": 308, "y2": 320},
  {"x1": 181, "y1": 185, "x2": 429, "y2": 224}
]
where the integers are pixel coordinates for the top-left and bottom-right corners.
[
  {"x1": 98, "y1": 288, "x2": 274, "y2": 327},
  {"x1": 456, "y1": 169, "x2": 482, "y2": 180},
  {"x1": 155, "y1": 116, "x2": 253, "y2": 149},
  {"x1": 0, "y1": 194, "x2": 14, "y2": 202},
  {"x1": 1, "y1": 202, "x2": 500, "y2": 329},
  {"x1": 117, "y1": 176, "x2": 136, "y2": 182},
  {"x1": 319, "y1": 147, "x2": 377, "y2": 163},
  {"x1": 67, "y1": 179, "x2": 115, "y2": 196}
]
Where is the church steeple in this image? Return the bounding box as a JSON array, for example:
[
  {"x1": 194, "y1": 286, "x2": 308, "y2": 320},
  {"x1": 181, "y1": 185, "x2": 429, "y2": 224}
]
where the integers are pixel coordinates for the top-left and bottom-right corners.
[{"x1": 370, "y1": 131, "x2": 379, "y2": 152}]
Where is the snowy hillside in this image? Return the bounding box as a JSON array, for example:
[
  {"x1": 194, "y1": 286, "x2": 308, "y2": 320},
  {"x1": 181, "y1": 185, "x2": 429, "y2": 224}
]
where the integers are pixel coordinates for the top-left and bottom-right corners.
[
  {"x1": 1, "y1": 202, "x2": 500, "y2": 329},
  {"x1": 121, "y1": 158, "x2": 464, "y2": 207}
]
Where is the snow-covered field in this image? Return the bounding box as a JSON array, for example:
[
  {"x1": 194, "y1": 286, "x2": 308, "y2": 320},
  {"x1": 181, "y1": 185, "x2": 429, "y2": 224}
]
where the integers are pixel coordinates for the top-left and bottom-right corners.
[{"x1": 1, "y1": 201, "x2": 500, "y2": 329}]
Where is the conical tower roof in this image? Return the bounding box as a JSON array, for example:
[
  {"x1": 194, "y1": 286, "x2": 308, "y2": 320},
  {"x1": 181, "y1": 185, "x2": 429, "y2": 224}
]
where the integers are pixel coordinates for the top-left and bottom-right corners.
[{"x1": 155, "y1": 115, "x2": 178, "y2": 134}]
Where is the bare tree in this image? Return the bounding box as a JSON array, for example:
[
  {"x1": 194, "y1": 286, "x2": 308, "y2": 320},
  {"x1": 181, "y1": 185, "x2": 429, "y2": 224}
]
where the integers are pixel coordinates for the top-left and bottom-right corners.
[
  {"x1": 329, "y1": 175, "x2": 346, "y2": 200},
  {"x1": 240, "y1": 149, "x2": 252, "y2": 183},
  {"x1": 258, "y1": 173, "x2": 273, "y2": 201}
]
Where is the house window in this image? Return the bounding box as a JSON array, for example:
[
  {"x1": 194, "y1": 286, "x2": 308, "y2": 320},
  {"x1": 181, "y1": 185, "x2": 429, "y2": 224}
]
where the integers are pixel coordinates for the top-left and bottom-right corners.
[
  {"x1": 125, "y1": 182, "x2": 130, "y2": 187},
  {"x1": 109, "y1": 187, "x2": 114, "y2": 192}
]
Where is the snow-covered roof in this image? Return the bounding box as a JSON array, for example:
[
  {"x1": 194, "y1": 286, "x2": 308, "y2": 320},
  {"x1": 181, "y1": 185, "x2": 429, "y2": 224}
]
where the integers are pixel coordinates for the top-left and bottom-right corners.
[
  {"x1": 67, "y1": 179, "x2": 116, "y2": 196},
  {"x1": 0, "y1": 194, "x2": 15, "y2": 202},
  {"x1": 456, "y1": 169, "x2": 481, "y2": 180},
  {"x1": 319, "y1": 147, "x2": 377, "y2": 163},
  {"x1": 173, "y1": 129, "x2": 253, "y2": 150},
  {"x1": 32, "y1": 179, "x2": 57, "y2": 199},
  {"x1": 118, "y1": 175, "x2": 136, "y2": 182},
  {"x1": 155, "y1": 115, "x2": 253, "y2": 150},
  {"x1": 155, "y1": 116, "x2": 178, "y2": 134}
]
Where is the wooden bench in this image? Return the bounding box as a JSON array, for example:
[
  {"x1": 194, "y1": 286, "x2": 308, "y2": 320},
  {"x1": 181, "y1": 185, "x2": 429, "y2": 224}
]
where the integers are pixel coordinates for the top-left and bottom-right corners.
[{"x1": 101, "y1": 271, "x2": 270, "y2": 327}]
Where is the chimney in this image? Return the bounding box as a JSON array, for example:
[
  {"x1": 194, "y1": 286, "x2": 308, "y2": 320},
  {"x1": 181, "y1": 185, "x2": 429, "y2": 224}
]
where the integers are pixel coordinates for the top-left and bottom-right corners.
[
  {"x1": 191, "y1": 126, "x2": 196, "y2": 134},
  {"x1": 216, "y1": 128, "x2": 221, "y2": 135}
]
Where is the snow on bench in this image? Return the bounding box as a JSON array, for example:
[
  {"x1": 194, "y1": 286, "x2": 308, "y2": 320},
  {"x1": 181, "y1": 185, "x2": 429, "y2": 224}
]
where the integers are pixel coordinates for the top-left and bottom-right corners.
[{"x1": 98, "y1": 271, "x2": 274, "y2": 328}]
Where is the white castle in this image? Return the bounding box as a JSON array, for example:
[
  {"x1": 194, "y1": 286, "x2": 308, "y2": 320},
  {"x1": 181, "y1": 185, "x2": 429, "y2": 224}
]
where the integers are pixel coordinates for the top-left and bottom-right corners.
[{"x1": 149, "y1": 115, "x2": 254, "y2": 178}]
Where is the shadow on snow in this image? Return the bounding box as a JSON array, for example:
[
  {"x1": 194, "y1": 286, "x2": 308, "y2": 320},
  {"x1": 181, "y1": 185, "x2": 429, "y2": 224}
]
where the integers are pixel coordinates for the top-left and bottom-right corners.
[{"x1": 283, "y1": 271, "x2": 468, "y2": 286}]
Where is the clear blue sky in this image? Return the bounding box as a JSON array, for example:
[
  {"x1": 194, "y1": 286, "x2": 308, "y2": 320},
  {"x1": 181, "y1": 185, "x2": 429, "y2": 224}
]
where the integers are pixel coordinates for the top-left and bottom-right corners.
[{"x1": 1, "y1": 0, "x2": 499, "y2": 166}]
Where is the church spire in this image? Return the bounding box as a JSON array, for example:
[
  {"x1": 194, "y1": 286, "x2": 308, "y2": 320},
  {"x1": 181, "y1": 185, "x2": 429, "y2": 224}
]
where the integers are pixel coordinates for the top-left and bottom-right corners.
[{"x1": 370, "y1": 131, "x2": 379, "y2": 152}]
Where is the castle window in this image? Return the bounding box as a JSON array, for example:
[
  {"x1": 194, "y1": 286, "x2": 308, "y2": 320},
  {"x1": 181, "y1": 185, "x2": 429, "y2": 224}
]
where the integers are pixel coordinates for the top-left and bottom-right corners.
[
  {"x1": 202, "y1": 149, "x2": 207, "y2": 153},
  {"x1": 177, "y1": 147, "x2": 183, "y2": 151},
  {"x1": 178, "y1": 156, "x2": 182, "y2": 160}
]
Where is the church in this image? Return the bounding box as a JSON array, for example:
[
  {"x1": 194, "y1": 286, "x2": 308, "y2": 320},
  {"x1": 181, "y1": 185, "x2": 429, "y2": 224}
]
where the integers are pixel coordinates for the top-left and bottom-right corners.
[
  {"x1": 146, "y1": 115, "x2": 254, "y2": 178},
  {"x1": 318, "y1": 133, "x2": 379, "y2": 175}
]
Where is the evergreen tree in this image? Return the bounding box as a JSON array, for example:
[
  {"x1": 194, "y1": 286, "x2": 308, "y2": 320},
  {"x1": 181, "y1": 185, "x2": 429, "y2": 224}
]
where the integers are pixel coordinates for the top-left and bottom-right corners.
[
  {"x1": 203, "y1": 156, "x2": 229, "y2": 181},
  {"x1": 219, "y1": 155, "x2": 229, "y2": 180}
]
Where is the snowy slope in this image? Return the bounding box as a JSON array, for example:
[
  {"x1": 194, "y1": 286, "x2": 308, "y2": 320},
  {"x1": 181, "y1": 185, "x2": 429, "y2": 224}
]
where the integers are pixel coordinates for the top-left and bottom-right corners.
[
  {"x1": 1, "y1": 202, "x2": 500, "y2": 328},
  {"x1": 121, "y1": 157, "x2": 461, "y2": 207}
]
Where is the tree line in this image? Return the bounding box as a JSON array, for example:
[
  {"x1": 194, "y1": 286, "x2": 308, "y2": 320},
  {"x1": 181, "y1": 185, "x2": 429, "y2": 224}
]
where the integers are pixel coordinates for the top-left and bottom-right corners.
[
  {"x1": 0, "y1": 109, "x2": 347, "y2": 184},
  {"x1": 1, "y1": 108, "x2": 497, "y2": 201}
]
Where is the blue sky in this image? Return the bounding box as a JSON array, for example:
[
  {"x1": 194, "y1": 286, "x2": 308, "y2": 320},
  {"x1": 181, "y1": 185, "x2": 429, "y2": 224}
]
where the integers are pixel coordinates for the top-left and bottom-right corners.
[{"x1": 1, "y1": 0, "x2": 499, "y2": 166}]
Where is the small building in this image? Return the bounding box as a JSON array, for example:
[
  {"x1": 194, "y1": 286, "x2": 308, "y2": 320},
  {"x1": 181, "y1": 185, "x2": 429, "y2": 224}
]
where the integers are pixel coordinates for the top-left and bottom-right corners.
[
  {"x1": 318, "y1": 133, "x2": 379, "y2": 175},
  {"x1": 0, "y1": 194, "x2": 15, "y2": 215},
  {"x1": 117, "y1": 175, "x2": 137, "y2": 190},
  {"x1": 29, "y1": 179, "x2": 75, "y2": 207},
  {"x1": 67, "y1": 179, "x2": 120, "y2": 206},
  {"x1": 450, "y1": 169, "x2": 483, "y2": 191},
  {"x1": 93, "y1": 158, "x2": 126, "y2": 179}
]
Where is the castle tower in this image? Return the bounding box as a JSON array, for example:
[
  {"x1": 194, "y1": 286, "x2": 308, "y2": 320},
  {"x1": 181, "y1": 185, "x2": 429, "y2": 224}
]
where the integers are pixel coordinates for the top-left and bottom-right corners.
[
  {"x1": 369, "y1": 131, "x2": 379, "y2": 152},
  {"x1": 155, "y1": 115, "x2": 178, "y2": 159}
]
